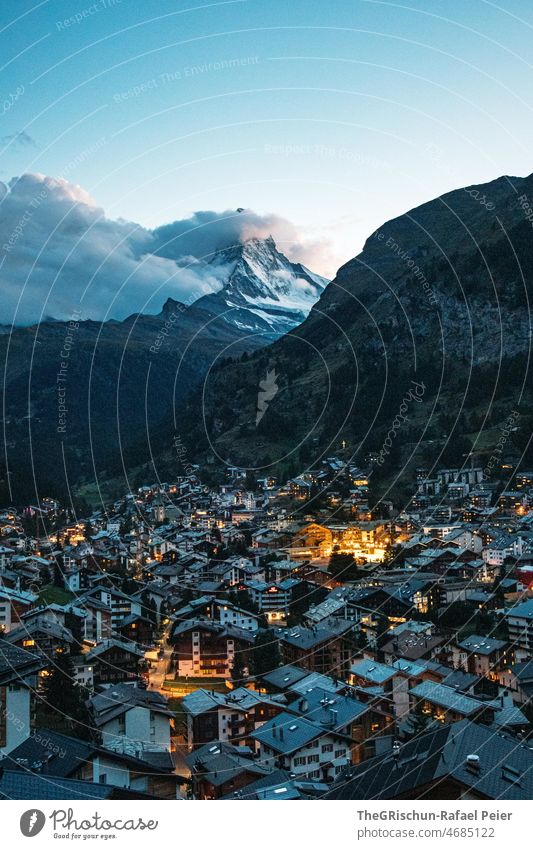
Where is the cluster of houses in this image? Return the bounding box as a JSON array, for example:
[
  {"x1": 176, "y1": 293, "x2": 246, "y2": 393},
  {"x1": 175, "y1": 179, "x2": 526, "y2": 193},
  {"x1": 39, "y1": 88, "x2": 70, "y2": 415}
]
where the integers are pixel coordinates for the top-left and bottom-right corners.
[{"x1": 1, "y1": 459, "x2": 533, "y2": 800}]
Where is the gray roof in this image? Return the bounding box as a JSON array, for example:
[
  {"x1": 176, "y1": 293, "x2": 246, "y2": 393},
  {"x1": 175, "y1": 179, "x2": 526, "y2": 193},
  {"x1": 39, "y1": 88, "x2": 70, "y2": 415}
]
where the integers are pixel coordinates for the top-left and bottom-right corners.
[
  {"x1": 88, "y1": 683, "x2": 174, "y2": 726},
  {"x1": 276, "y1": 618, "x2": 353, "y2": 650},
  {"x1": 186, "y1": 742, "x2": 269, "y2": 786},
  {"x1": 0, "y1": 639, "x2": 45, "y2": 686},
  {"x1": 323, "y1": 719, "x2": 533, "y2": 801},
  {"x1": 289, "y1": 686, "x2": 368, "y2": 729},
  {"x1": 506, "y1": 598, "x2": 533, "y2": 619},
  {"x1": 0, "y1": 771, "x2": 119, "y2": 800},
  {"x1": 182, "y1": 686, "x2": 281, "y2": 718},
  {"x1": 251, "y1": 712, "x2": 347, "y2": 754},
  {"x1": 458, "y1": 634, "x2": 506, "y2": 655},
  {"x1": 409, "y1": 681, "x2": 485, "y2": 716},
  {"x1": 260, "y1": 664, "x2": 309, "y2": 690},
  {"x1": 350, "y1": 659, "x2": 396, "y2": 684}
]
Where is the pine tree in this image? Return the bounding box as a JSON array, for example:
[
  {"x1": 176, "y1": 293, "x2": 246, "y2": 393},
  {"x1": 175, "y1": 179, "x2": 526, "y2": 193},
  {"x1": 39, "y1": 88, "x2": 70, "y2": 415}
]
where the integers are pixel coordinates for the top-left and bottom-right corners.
[
  {"x1": 38, "y1": 650, "x2": 92, "y2": 739},
  {"x1": 230, "y1": 652, "x2": 247, "y2": 688},
  {"x1": 407, "y1": 699, "x2": 432, "y2": 737},
  {"x1": 251, "y1": 630, "x2": 281, "y2": 678}
]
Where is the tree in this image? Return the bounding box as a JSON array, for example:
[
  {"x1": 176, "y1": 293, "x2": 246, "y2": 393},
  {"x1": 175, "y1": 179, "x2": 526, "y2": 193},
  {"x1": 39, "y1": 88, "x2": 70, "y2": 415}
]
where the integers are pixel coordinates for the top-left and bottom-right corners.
[
  {"x1": 230, "y1": 652, "x2": 247, "y2": 687},
  {"x1": 328, "y1": 553, "x2": 358, "y2": 582},
  {"x1": 251, "y1": 630, "x2": 281, "y2": 678},
  {"x1": 38, "y1": 650, "x2": 92, "y2": 739},
  {"x1": 52, "y1": 555, "x2": 65, "y2": 589},
  {"x1": 407, "y1": 699, "x2": 432, "y2": 738}
]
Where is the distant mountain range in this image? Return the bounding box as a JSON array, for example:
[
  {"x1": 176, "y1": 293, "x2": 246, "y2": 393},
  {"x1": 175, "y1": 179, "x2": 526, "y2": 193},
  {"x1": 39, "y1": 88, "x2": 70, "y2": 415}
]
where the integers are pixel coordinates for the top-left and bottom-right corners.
[
  {"x1": 179, "y1": 173, "x2": 533, "y2": 495},
  {"x1": 0, "y1": 236, "x2": 326, "y2": 506},
  {"x1": 5, "y1": 172, "x2": 533, "y2": 509}
]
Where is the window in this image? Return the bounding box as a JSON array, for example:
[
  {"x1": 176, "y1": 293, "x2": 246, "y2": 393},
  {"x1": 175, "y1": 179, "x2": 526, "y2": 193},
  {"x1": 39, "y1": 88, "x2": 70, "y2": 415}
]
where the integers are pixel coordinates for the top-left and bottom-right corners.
[
  {"x1": 294, "y1": 756, "x2": 306, "y2": 765},
  {"x1": 99, "y1": 774, "x2": 107, "y2": 784},
  {"x1": 307, "y1": 754, "x2": 319, "y2": 764},
  {"x1": 322, "y1": 743, "x2": 333, "y2": 753},
  {"x1": 335, "y1": 749, "x2": 345, "y2": 759}
]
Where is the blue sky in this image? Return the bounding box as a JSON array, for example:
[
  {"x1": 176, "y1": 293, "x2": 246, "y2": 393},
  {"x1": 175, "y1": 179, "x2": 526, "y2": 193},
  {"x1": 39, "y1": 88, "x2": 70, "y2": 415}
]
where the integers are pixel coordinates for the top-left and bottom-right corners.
[{"x1": 1, "y1": 0, "x2": 533, "y2": 285}]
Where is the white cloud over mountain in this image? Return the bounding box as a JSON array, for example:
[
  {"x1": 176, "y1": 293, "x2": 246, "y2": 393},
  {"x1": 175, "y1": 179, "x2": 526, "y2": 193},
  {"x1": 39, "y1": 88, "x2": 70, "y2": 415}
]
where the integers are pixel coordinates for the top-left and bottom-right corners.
[{"x1": 0, "y1": 173, "x2": 332, "y2": 325}]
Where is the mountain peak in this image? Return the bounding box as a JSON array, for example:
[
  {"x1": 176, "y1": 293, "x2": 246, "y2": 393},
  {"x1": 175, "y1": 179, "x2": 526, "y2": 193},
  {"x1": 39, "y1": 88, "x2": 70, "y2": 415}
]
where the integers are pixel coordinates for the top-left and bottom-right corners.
[
  {"x1": 160, "y1": 296, "x2": 186, "y2": 316},
  {"x1": 190, "y1": 235, "x2": 328, "y2": 337}
]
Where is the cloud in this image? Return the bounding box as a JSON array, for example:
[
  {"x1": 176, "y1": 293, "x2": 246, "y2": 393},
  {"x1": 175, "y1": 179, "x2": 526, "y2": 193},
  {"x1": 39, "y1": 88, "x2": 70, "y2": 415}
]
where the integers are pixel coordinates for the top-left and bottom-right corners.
[
  {"x1": 0, "y1": 174, "x2": 335, "y2": 325},
  {"x1": 152, "y1": 208, "x2": 333, "y2": 274}
]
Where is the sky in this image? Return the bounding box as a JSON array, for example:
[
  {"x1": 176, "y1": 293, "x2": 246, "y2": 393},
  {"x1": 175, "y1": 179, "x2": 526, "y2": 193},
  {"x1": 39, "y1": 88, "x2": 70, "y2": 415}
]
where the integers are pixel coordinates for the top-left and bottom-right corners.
[{"x1": 1, "y1": 0, "x2": 533, "y2": 322}]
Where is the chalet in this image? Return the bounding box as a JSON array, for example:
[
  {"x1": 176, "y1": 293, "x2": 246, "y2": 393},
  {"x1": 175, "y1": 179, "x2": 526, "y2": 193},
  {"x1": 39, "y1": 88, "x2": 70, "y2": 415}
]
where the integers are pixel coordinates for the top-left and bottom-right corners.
[
  {"x1": 498, "y1": 660, "x2": 533, "y2": 705},
  {"x1": 285, "y1": 685, "x2": 394, "y2": 763},
  {"x1": 251, "y1": 712, "x2": 352, "y2": 782},
  {"x1": 409, "y1": 680, "x2": 495, "y2": 725},
  {"x1": 503, "y1": 598, "x2": 533, "y2": 652},
  {"x1": 70, "y1": 596, "x2": 112, "y2": 644},
  {"x1": 117, "y1": 613, "x2": 156, "y2": 646},
  {"x1": 186, "y1": 741, "x2": 273, "y2": 800},
  {"x1": 5, "y1": 618, "x2": 75, "y2": 656},
  {"x1": 86, "y1": 639, "x2": 145, "y2": 686},
  {"x1": 182, "y1": 686, "x2": 285, "y2": 749},
  {"x1": 87, "y1": 683, "x2": 174, "y2": 755},
  {"x1": 2, "y1": 729, "x2": 185, "y2": 799},
  {"x1": 452, "y1": 634, "x2": 512, "y2": 679},
  {"x1": 324, "y1": 718, "x2": 533, "y2": 800},
  {"x1": 0, "y1": 587, "x2": 38, "y2": 634},
  {"x1": 381, "y1": 630, "x2": 446, "y2": 664},
  {"x1": 172, "y1": 597, "x2": 260, "y2": 632},
  {"x1": 170, "y1": 619, "x2": 255, "y2": 679},
  {"x1": 275, "y1": 618, "x2": 354, "y2": 676}
]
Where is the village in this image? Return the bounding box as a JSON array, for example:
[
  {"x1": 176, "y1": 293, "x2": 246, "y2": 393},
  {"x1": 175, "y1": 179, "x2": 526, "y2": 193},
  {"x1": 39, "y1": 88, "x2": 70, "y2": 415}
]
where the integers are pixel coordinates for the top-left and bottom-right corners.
[{"x1": 1, "y1": 456, "x2": 533, "y2": 800}]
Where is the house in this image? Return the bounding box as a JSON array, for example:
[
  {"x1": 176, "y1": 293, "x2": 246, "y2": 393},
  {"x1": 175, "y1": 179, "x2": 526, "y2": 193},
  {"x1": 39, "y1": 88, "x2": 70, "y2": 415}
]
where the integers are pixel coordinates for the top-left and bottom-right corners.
[
  {"x1": 169, "y1": 619, "x2": 255, "y2": 679},
  {"x1": 0, "y1": 587, "x2": 38, "y2": 633},
  {"x1": 275, "y1": 618, "x2": 354, "y2": 676},
  {"x1": 409, "y1": 680, "x2": 495, "y2": 725},
  {"x1": 186, "y1": 741, "x2": 273, "y2": 800},
  {"x1": 244, "y1": 579, "x2": 293, "y2": 623},
  {"x1": 251, "y1": 712, "x2": 352, "y2": 782},
  {"x1": 68, "y1": 597, "x2": 112, "y2": 644},
  {"x1": 349, "y1": 658, "x2": 431, "y2": 721},
  {"x1": 83, "y1": 587, "x2": 142, "y2": 629},
  {"x1": 117, "y1": 613, "x2": 156, "y2": 646},
  {"x1": 172, "y1": 597, "x2": 260, "y2": 633},
  {"x1": 482, "y1": 534, "x2": 524, "y2": 566},
  {"x1": 4, "y1": 618, "x2": 75, "y2": 656},
  {"x1": 0, "y1": 640, "x2": 45, "y2": 756},
  {"x1": 86, "y1": 639, "x2": 145, "y2": 686},
  {"x1": 2, "y1": 729, "x2": 185, "y2": 799},
  {"x1": 87, "y1": 683, "x2": 174, "y2": 755},
  {"x1": 381, "y1": 630, "x2": 445, "y2": 664},
  {"x1": 324, "y1": 718, "x2": 533, "y2": 800},
  {"x1": 182, "y1": 687, "x2": 285, "y2": 749},
  {"x1": 285, "y1": 685, "x2": 394, "y2": 763},
  {"x1": 452, "y1": 634, "x2": 512, "y2": 679},
  {"x1": 498, "y1": 660, "x2": 533, "y2": 705},
  {"x1": 503, "y1": 598, "x2": 533, "y2": 652}
]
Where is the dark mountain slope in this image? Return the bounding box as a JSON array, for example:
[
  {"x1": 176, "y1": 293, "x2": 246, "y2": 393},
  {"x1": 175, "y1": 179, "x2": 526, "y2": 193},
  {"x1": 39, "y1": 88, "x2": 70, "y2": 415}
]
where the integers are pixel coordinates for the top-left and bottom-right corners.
[{"x1": 180, "y1": 173, "x2": 533, "y2": 492}]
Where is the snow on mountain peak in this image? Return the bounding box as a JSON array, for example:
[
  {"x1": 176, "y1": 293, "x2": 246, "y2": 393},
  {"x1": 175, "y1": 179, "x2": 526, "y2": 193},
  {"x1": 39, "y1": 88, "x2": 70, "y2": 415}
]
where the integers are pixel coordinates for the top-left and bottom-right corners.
[{"x1": 190, "y1": 235, "x2": 328, "y2": 336}]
